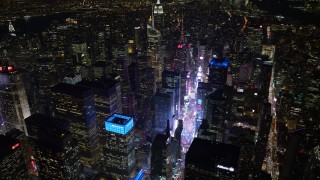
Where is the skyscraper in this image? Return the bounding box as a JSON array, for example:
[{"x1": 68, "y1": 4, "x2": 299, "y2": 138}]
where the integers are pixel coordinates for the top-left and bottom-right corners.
[
  {"x1": 51, "y1": 83, "x2": 102, "y2": 169},
  {"x1": 153, "y1": 0, "x2": 164, "y2": 32},
  {"x1": 153, "y1": 90, "x2": 174, "y2": 133},
  {"x1": 0, "y1": 131, "x2": 28, "y2": 180},
  {"x1": 185, "y1": 138, "x2": 240, "y2": 180},
  {"x1": 151, "y1": 133, "x2": 172, "y2": 180},
  {"x1": 0, "y1": 65, "x2": 31, "y2": 135},
  {"x1": 162, "y1": 69, "x2": 181, "y2": 117},
  {"x1": 25, "y1": 113, "x2": 82, "y2": 180},
  {"x1": 103, "y1": 113, "x2": 135, "y2": 179},
  {"x1": 208, "y1": 56, "x2": 229, "y2": 86},
  {"x1": 76, "y1": 79, "x2": 122, "y2": 157}
]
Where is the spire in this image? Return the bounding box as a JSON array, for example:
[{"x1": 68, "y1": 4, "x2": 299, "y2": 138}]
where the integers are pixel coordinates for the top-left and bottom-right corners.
[
  {"x1": 156, "y1": 0, "x2": 161, "y2": 4},
  {"x1": 8, "y1": 21, "x2": 15, "y2": 33},
  {"x1": 180, "y1": 14, "x2": 185, "y2": 42},
  {"x1": 152, "y1": 5, "x2": 154, "y2": 29}
]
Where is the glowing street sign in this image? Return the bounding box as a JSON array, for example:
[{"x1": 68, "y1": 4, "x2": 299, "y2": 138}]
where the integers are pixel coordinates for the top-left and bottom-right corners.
[{"x1": 217, "y1": 165, "x2": 234, "y2": 172}]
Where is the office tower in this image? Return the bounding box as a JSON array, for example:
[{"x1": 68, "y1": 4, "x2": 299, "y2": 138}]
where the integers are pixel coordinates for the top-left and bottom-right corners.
[
  {"x1": 151, "y1": 133, "x2": 172, "y2": 180},
  {"x1": 204, "y1": 88, "x2": 229, "y2": 128},
  {"x1": 5, "y1": 128, "x2": 38, "y2": 177},
  {"x1": 208, "y1": 56, "x2": 229, "y2": 85},
  {"x1": 153, "y1": 90, "x2": 174, "y2": 133},
  {"x1": 196, "y1": 82, "x2": 211, "y2": 120},
  {"x1": 25, "y1": 113, "x2": 82, "y2": 180},
  {"x1": 88, "y1": 31, "x2": 106, "y2": 62},
  {"x1": 71, "y1": 38, "x2": 91, "y2": 66},
  {"x1": 238, "y1": 64, "x2": 253, "y2": 83},
  {"x1": 139, "y1": 67, "x2": 156, "y2": 107},
  {"x1": 0, "y1": 131, "x2": 28, "y2": 179},
  {"x1": 128, "y1": 62, "x2": 139, "y2": 94},
  {"x1": 116, "y1": 56, "x2": 132, "y2": 112},
  {"x1": 148, "y1": 28, "x2": 164, "y2": 87},
  {"x1": 245, "y1": 26, "x2": 262, "y2": 54},
  {"x1": 34, "y1": 57, "x2": 58, "y2": 114},
  {"x1": 162, "y1": 69, "x2": 181, "y2": 117},
  {"x1": 180, "y1": 71, "x2": 188, "y2": 107},
  {"x1": 51, "y1": 83, "x2": 102, "y2": 169},
  {"x1": 0, "y1": 65, "x2": 30, "y2": 134},
  {"x1": 185, "y1": 138, "x2": 240, "y2": 180},
  {"x1": 91, "y1": 62, "x2": 113, "y2": 80},
  {"x1": 76, "y1": 79, "x2": 122, "y2": 152},
  {"x1": 304, "y1": 145, "x2": 320, "y2": 180},
  {"x1": 103, "y1": 113, "x2": 135, "y2": 179},
  {"x1": 153, "y1": 0, "x2": 164, "y2": 32}
]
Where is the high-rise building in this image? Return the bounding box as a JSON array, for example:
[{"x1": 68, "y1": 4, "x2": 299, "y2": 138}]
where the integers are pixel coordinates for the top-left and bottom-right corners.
[
  {"x1": 162, "y1": 70, "x2": 181, "y2": 117},
  {"x1": 208, "y1": 56, "x2": 229, "y2": 86},
  {"x1": 153, "y1": 0, "x2": 164, "y2": 32},
  {"x1": 76, "y1": 79, "x2": 122, "y2": 153},
  {"x1": 304, "y1": 145, "x2": 320, "y2": 180},
  {"x1": 0, "y1": 131, "x2": 28, "y2": 180},
  {"x1": 34, "y1": 57, "x2": 59, "y2": 114},
  {"x1": 196, "y1": 82, "x2": 211, "y2": 121},
  {"x1": 139, "y1": 67, "x2": 156, "y2": 107},
  {"x1": 185, "y1": 138, "x2": 240, "y2": 180},
  {"x1": 148, "y1": 28, "x2": 164, "y2": 88},
  {"x1": 151, "y1": 133, "x2": 172, "y2": 180},
  {"x1": 25, "y1": 113, "x2": 82, "y2": 180},
  {"x1": 103, "y1": 113, "x2": 135, "y2": 179},
  {"x1": 51, "y1": 83, "x2": 102, "y2": 169},
  {"x1": 204, "y1": 88, "x2": 229, "y2": 127},
  {"x1": 153, "y1": 90, "x2": 174, "y2": 133},
  {"x1": 0, "y1": 65, "x2": 31, "y2": 135},
  {"x1": 5, "y1": 128, "x2": 38, "y2": 177}
]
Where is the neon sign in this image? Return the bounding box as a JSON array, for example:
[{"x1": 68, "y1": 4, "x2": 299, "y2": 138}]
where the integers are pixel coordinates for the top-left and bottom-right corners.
[
  {"x1": 177, "y1": 44, "x2": 184, "y2": 49},
  {"x1": 217, "y1": 165, "x2": 234, "y2": 172},
  {"x1": 12, "y1": 143, "x2": 20, "y2": 150},
  {"x1": 7, "y1": 66, "x2": 13, "y2": 72}
]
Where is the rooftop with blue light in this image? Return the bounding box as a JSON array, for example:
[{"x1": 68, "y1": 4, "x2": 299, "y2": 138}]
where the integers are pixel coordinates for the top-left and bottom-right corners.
[
  {"x1": 208, "y1": 56, "x2": 229, "y2": 68},
  {"x1": 105, "y1": 114, "x2": 134, "y2": 135}
]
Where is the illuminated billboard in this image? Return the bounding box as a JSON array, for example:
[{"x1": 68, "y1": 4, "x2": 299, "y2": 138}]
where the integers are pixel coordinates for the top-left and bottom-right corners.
[{"x1": 105, "y1": 114, "x2": 134, "y2": 135}]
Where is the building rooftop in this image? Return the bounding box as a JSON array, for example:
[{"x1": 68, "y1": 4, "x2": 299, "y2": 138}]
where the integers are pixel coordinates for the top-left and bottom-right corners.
[
  {"x1": 186, "y1": 138, "x2": 240, "y2": 172},
  {"x1": 51, "y1": 83, "x2": 92, "y2": 98},
  {"x1": 77, "y1": 79, "x2": 118, "y2": 91},
  {"x1": 0, "y1": 134, "x2": 19, "y2": 160},
  {"x1": 105, "y1": 113, "x2": 134, "y2": 135}
]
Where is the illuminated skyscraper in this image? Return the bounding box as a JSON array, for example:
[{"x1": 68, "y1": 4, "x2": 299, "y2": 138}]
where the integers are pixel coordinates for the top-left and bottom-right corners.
[
  {"x1": 162, "y1": 70, "x2": 181, "y2": 117},
  {"x1": 103, "y1": 113, "x2": 135, "y2": 179},
  {"x1": 0, "y1": 65, "x2": 31, "y2": 135},
  {"x1": 208, "y1": 56, "x2": 229, "y2": 86},
  {"x1": 76, "y1": 79, "x2": 122, "y2": 155},
  {"x1": 185, "y1": 138, "x2": 240, "y2": 180},
  {"x1": 147, "y1": 27, "x2": 165, "y2": 88},
  {"x1": 0, "y1": 131, "x2": 28, "y2": 179},
  {"x1": 25, "y1": 113, "x2": 82, "y2": 180},
  {"x1": 153, "y1": 0, "x2": 164, "y2": 32},
  {"x1": 34, "y1": 57, "x2": 58, "y2": 114},
  {"x1": 51, "y1": 83, "x2": 102, "y2": 169}
]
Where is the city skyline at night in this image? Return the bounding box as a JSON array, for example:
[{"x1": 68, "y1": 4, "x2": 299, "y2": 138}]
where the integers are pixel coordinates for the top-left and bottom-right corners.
[{"x1": 0, "y1": 0, "x2": 320, "y2": 179}]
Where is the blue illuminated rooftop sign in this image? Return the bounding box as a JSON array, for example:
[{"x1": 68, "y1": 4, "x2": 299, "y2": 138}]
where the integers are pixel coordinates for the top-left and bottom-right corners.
[
  {"x1": 208, "y1": 56, "x2": 228, "y2": 68},
  {"x1": 105, "y1": 113, "x2": 134, "y2": 135}
]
